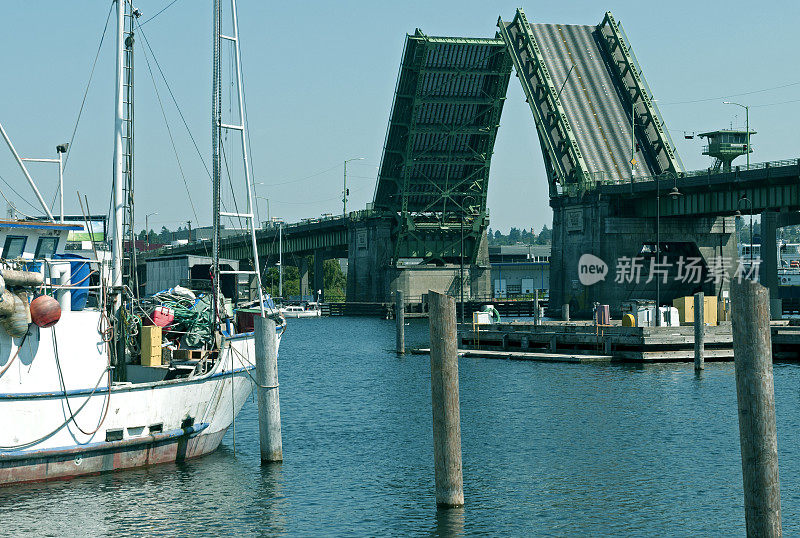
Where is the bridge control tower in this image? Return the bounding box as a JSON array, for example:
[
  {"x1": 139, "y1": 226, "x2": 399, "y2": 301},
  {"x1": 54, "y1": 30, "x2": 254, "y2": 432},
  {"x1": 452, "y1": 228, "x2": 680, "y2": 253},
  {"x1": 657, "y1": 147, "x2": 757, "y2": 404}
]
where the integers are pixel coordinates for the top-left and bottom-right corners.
[{"x1": 699, "y1": 130, "x2": 757, "y2": 172}]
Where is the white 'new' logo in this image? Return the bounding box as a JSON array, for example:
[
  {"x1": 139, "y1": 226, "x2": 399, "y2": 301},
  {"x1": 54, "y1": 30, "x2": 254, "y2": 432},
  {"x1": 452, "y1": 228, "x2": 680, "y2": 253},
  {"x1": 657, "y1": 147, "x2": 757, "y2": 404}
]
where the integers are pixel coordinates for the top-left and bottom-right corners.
[{"x1": 578, "y1": 254, "x2": 608, "y2": 286}]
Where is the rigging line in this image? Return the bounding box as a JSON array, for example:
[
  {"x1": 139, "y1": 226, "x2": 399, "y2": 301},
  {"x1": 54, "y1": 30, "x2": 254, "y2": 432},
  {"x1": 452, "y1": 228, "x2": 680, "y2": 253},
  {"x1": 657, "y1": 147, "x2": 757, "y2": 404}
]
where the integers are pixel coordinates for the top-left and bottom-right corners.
[
  {"x1": 0, "y1": 172, "x2": 39, "y2": 216},
  {"x1": 137, "y1": 32, "x2": 200, "y2": 226},
  {"x1": 140, "y1": 0, "x2": 181, "y2": 26},
  {"x1": 239, "y1": 43, "x2": 260, "y2": 223},
  {"x1": 219, "y1": 137, "x2": 245, "y2": 232},
  {"x1": 661, "y1": 80, "x2": 800, "y2": 106},
  {"x1": 134, "y1": 20, "x2": 212, "y2": 180},
  {"x1": 62, "y1": 3, "x2": 115, "y2": 174}
]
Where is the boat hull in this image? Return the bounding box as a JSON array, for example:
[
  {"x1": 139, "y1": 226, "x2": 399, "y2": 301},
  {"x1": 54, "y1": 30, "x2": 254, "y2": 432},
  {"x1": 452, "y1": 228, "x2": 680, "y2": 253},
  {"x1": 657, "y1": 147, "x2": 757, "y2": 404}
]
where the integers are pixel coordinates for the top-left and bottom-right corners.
[{"x1": 0, "y1": 423, "x2": 226, "y2": 485}]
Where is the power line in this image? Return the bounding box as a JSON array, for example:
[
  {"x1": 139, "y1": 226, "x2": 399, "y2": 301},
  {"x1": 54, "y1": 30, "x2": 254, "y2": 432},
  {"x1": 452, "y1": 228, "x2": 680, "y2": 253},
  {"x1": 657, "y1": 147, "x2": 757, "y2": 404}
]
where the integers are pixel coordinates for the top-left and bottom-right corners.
[{"x1": 662, "y1": 80, "x2": 800, "y2": 105}]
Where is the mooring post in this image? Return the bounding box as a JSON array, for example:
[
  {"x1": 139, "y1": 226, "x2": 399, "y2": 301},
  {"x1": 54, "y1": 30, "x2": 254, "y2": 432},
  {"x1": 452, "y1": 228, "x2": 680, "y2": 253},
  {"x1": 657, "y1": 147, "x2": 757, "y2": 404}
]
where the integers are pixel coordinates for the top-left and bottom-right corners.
[
  {"x1": 730, "y1": 280, "x2": 781, "y2": 536},
  {"x1": 533, "y1": 292, "x2": 540, "y2": 326},
  {"x1": 562, "y1": 303, "x2": 569, "y2": 322},
  {"x1": 428, "y1": 290, "x2": 464, "y2": 508},
  {"x1": 694, "y1": 292, "x2": 705, "y2": 371},
  {"x1": 255, "y1": 315, "x2": 283, "y2": 463},
  {"x1": 396, "y1": 289, "x2": 405, "y2": 354}
]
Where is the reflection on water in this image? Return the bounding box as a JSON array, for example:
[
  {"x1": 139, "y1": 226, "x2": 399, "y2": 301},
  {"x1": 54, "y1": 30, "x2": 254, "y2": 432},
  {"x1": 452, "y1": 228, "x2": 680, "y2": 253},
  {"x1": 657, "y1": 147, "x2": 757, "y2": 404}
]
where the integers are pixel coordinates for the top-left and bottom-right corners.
[
  {"x1": 433, "y1": 507, "x2": 464, "y2": 537},
  {"x1": 3, "y1": 317, "x2": 800, "y2": 536}
]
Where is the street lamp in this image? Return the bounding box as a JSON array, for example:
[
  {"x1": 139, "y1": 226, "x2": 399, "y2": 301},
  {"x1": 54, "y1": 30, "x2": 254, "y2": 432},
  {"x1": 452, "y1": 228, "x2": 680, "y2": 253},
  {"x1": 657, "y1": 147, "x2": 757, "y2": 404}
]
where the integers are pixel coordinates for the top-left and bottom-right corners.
[
  {"x1": 256, "y1": 196, "x2": 270, "y2": 225},
  {"x1": 723, "y1": 101, "x2": 750, "y2": 170},
  {"x1": 145, "y1": 212, "x2": 158, "y2": 250},
  {"x1": 736, "y1": 195, "x2": 754, "y2": 263},
  {"x1": 655, "y1": 173, "x2": 681, "y2": 321},
  {"x1": 343, "y1": 157, "x2": 364, "y2": 215}
]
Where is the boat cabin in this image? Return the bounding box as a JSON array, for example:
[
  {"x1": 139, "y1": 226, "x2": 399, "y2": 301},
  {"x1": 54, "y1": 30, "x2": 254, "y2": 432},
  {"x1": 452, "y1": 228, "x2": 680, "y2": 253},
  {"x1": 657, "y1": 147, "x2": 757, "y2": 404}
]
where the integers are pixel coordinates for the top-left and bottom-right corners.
[{"x1": 0, "y1": 219, "x2": 81, "y2": 260}]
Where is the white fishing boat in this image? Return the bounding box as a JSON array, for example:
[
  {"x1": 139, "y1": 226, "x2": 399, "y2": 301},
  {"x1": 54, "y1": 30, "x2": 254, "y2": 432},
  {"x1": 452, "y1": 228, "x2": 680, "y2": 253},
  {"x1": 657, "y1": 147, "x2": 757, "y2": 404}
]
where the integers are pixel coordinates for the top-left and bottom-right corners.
[
  {"x1": 0, "y1": 0, "x2": 281, "y2": 485},
  {"x1": 280, "y1": 302, "x2": 322, "y2": 318}
]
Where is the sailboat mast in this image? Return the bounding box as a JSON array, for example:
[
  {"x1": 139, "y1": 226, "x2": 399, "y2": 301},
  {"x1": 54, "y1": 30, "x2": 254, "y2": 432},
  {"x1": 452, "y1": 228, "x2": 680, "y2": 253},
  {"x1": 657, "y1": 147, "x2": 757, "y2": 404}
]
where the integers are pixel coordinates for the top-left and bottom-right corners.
[
  {"x1": 211, "y1": 0, "x2": 222, "y2": 333},
  {"x1": 111, "y1": 0, "x2": 125, "y2": 304}
]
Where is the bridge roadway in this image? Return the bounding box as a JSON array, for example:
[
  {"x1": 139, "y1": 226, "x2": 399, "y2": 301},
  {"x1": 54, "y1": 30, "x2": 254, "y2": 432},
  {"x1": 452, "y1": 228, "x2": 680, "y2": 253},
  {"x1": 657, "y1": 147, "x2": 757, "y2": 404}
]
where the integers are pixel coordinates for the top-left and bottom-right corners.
[
  {"x1": 590, "y1": 159, "x2": 800, "y2": 218},
  {"x1": 143, "y1": 212, "x2": 369, "y2": 263}
]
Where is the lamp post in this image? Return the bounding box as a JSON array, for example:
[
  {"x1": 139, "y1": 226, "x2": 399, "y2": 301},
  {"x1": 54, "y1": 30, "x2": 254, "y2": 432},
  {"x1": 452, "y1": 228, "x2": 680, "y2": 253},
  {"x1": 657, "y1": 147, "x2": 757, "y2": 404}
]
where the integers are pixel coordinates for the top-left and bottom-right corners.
[
  {"x1": 145, "y1": 212, "x2": 158, "y2": 250},
  {"x1": 723, "y1": 101, "x2": 750, "y2": 170},
  {"x1": 343, "y1": 157, "x2": 364, "y2": 215},
  {"x1": 257, "y1": 196, "x2": 270, "y2": 225},
  {"x1": 656, "y1": 173, "x2": 681, "y2": 321},
  {"x1": 736, "y1": 196, "x2": 754, "y2": 263},
  {"x1": 630, "y1": 100, "x2": 636, "y2": 184}
]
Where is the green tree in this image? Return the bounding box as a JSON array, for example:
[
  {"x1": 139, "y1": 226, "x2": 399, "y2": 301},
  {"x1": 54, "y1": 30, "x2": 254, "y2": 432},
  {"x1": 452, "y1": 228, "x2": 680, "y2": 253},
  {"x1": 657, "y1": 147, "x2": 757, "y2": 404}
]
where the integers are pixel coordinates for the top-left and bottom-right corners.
[{"x1": 536, "y1": 224, "x2": 552, "y2": 245}]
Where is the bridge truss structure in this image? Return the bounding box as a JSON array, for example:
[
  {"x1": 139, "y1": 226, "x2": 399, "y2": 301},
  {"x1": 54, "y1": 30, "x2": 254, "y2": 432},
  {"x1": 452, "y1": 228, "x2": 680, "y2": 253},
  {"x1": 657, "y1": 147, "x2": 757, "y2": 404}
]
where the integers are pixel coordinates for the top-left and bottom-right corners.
[
  {"x1": 497, "y1": 8, "x2": 683, "y2": 197},
  {"x1": 372, "y1": 30, "x2": 512, "y2": 264}
]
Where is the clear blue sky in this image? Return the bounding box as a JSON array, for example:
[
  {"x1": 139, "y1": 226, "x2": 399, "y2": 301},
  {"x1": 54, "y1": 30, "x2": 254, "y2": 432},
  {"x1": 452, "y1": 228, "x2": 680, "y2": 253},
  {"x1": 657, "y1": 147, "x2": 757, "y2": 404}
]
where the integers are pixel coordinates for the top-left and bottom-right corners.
[{"x1": 1, "y1": 1, "x2": 798, "y2": 234}]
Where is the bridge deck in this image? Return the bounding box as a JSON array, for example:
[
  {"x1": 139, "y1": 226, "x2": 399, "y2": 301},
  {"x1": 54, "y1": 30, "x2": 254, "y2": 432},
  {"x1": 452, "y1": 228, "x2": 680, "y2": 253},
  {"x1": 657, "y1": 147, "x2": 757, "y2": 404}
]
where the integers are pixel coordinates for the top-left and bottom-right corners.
[{"x1": 532, "y1": 23, "x2": 649, "y2": 180}]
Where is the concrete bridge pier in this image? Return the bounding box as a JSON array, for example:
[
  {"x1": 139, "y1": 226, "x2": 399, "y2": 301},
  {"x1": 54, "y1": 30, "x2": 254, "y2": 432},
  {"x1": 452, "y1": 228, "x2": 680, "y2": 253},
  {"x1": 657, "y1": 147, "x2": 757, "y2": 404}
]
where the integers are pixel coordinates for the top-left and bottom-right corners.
[
  {"x1": 550, "y1": 199, "x2": 737, "y2": 318},
  {"x1": 314, "y1": 249, "x2": 325, "y2": 302},
  {"x1": 346, "y1": 216, "x2": 491, "y2": 304},
  {"x1": 299, "y1": 257, "x2": 310, "y2": 299},
  {"x1": 761, "y1": 211, "x2": 780, "y2": 318}
]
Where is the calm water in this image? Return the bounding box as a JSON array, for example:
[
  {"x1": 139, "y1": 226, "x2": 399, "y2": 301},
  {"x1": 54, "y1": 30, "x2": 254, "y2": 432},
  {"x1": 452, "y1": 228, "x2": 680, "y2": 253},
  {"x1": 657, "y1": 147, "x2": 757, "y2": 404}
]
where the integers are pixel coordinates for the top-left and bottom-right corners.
[{"x1": 3, "y1": 317, "x2": 800, "y2": 536}]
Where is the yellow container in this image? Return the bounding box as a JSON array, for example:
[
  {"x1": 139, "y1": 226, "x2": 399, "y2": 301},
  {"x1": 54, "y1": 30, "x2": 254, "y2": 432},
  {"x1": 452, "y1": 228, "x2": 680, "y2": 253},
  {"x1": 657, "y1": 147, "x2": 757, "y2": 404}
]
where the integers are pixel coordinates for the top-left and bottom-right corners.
[
  {"x1": 141, "y1": 325, "x2": 163, "y2": 367},
  {"x1": 622, "y1": 313, "x2": 636, "y2": 327},
  {"x1": 672, "y1": 296, "x2": 717, "y2": 326}
]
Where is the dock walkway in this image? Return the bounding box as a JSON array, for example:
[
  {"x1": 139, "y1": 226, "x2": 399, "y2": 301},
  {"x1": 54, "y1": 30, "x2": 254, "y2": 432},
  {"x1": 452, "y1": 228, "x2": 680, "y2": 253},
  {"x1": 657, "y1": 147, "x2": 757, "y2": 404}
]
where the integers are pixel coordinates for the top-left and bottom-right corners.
[{"x1": 453, "y1": 321, "x2": 800, "y2": 363}]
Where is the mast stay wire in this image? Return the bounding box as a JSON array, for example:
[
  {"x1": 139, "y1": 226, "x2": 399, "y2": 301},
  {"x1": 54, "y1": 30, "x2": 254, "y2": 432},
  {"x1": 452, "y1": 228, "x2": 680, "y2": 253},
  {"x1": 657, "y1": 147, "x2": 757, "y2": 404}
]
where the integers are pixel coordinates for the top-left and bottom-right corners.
[
  {"x1": 136, "y1": 25, "x2": 200, "y2": 227},
  {"x1": 61, "y1": 3, "x2": 115, "y2": 175},
  {"x1": 134, "y1": 19, "x2": 213, "y2": 182}
]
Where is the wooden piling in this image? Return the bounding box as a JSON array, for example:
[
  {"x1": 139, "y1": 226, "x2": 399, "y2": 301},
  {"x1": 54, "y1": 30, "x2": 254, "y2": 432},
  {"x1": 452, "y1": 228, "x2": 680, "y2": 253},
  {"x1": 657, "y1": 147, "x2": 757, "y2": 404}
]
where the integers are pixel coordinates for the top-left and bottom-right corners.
[
  {"x1": 694, "y1": 292, "x2": 705, "y2": 371},
  {"x1": 562, "y1": 303, "x2": 569, "y2": 322},
  {"x1": 396, "y1": 289, "x2": 405, "y2": 354},
  {"x1": 533, "y1": 293, "x2": 540, "y2": 326},
  {"x1": 428, "y1": 291, "x2": 464, "y2": 508},
  {"x1": 730, "y1": 279, "x2": 781, "y2": 536},
  {"x1": 255, "y1": 315, "x2": 283, "y2": 463}
]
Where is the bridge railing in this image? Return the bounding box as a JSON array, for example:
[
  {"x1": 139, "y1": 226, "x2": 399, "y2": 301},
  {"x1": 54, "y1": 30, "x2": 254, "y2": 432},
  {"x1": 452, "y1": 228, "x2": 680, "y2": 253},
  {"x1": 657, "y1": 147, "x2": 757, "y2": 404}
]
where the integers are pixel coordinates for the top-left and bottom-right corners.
[{"x1": 564, "y1": 157, "x2": 800, "y2": 195}]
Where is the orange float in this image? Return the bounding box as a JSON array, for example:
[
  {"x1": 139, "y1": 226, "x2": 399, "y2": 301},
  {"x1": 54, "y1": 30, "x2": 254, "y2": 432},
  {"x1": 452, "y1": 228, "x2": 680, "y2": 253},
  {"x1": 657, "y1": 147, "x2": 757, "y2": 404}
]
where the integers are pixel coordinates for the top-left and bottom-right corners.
[{"x1": 30, "y1": 295, "x2": 61, "y2": 328}]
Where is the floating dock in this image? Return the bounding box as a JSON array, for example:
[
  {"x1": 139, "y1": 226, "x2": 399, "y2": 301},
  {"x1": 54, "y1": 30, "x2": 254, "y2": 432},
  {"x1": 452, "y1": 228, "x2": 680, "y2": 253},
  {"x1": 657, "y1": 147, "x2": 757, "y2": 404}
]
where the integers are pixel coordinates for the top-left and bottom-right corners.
[{"x1": 450, "y1": 320, "x2": 800, "y2": 363}]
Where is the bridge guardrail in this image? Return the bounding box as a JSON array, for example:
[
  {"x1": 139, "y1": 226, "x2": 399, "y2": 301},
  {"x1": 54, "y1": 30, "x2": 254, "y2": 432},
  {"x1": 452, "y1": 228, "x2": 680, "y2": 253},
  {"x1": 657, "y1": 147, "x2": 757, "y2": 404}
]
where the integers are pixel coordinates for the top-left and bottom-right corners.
[{"x1": 561, "y1": 157, "x2": 800, "y2": 196}]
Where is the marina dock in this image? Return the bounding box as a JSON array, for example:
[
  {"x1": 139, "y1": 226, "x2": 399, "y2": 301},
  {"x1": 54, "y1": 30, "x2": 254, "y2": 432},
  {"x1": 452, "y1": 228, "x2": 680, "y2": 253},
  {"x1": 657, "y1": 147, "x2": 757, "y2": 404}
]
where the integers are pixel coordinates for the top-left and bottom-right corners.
[{"x1": 453, "y1": 320, "x2": 800, "y2": 363}]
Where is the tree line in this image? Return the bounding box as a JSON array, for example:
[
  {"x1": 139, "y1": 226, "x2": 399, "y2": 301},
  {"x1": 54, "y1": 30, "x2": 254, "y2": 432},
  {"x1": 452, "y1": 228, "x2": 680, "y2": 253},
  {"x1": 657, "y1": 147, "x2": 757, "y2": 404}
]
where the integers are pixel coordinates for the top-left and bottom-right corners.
[{"x1": 487, "y1": 225, "x2": 552, "y2": 246}]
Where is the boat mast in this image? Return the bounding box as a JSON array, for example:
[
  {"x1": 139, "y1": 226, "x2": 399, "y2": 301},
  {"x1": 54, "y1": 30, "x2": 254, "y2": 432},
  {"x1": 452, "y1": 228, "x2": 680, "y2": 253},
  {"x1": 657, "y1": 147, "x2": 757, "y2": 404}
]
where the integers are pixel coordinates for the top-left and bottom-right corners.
[
  {"x1": 111, "y1": 0, "x2": 125, "y2": 305},
  {"x1": 211, "y1": 0, "x2": 222, "y2": 334},
  {"x1": 110, "y1": 0, "x2": 128, "y2": 379}
]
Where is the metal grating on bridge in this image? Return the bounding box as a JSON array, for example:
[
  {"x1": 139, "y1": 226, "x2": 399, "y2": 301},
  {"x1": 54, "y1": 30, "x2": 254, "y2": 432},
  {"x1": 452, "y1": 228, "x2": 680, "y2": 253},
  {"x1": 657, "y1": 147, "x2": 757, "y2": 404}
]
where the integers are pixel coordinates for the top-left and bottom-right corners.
[
  {"x1": 499, "y1": 9, "x2": 682, "y2": 196},
  {"x1": 374, "y1": 30, "x2": 512, "y2": 263}
]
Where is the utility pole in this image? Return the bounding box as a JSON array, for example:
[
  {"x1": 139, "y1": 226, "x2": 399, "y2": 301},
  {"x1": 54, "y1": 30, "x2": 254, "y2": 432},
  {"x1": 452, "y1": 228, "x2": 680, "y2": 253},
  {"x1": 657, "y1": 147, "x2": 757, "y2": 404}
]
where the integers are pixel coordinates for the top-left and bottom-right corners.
[{"x1": 186, "y1": 220, "x2": 192, "y2": 243}]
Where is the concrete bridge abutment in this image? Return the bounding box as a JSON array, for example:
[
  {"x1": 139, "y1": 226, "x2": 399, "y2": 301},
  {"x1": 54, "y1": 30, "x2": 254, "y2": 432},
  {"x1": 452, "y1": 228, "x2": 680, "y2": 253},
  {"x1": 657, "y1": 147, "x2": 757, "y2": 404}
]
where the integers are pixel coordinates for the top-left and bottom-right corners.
[
  {"x1": 346, "y1": 217, "x2": 491, "y2": 304},
  {"x1": 550, "y1": 199, "x2": 737, "y2": 318}
]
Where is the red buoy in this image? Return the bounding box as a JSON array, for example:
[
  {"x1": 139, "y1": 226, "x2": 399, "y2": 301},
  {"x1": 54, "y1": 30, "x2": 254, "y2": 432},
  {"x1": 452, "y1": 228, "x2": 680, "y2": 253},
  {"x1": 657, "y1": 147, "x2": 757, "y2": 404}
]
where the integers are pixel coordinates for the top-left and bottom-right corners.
[{"x1": 30, "y1": 295, "x2": 61, "y2": 328}]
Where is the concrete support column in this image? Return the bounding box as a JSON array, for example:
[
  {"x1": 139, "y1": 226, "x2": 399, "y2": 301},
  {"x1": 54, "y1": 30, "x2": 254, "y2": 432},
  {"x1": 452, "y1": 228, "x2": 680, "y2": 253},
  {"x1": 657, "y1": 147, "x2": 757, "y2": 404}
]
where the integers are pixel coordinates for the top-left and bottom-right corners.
[
  {"x1": 299, "y1": 257, "x2": 309, "y2": 300},
  {"x1": 761, "y1": 211, "x2": 780, "y2": 319},
  {"x1": 314, "y1": 250, "x2": 325, "y2": 302}
]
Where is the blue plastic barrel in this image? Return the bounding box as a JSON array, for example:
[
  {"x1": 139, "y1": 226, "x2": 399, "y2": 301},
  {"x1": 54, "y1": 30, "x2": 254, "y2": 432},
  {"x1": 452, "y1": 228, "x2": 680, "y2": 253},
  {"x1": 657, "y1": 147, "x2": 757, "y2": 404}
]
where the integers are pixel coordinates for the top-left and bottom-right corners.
[{"x1": 53, "y1": 254, "x2": 90, "y2": 311}]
